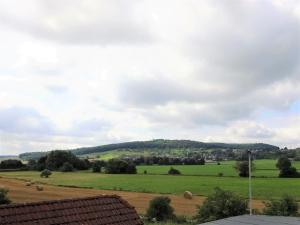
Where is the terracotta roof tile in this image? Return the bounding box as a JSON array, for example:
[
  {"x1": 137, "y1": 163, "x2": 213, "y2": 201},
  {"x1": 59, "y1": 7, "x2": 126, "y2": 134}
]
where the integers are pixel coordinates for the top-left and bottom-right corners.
[{"x1": 0, "y1": 195, "x2": 143, "y2": 225}]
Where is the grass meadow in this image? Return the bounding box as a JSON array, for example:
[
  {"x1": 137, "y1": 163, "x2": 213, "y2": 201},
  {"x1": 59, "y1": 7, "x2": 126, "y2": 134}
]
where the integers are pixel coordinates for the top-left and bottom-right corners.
[
  {"x1": 137, "y1": 160, "x2": 300, "y2": 177},
  {"x1": 1, "y1": 159, "x2": 300, "y2": 200}
]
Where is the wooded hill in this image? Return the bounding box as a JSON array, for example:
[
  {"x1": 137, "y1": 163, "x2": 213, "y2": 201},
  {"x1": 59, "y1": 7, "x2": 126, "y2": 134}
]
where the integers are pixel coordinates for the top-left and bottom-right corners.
[{"x1": 19, "y1": 139, "x2": 279, "y2": 160}]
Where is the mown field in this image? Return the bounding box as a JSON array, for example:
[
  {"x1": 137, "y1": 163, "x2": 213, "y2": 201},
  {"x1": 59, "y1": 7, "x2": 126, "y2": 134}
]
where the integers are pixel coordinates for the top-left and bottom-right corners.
[
  {"x1": 1, "y1": 164, "x2": 300, "y2": 200},
  {"x1": 137, "y1": 160, "x2": 300, "y2": 177}
]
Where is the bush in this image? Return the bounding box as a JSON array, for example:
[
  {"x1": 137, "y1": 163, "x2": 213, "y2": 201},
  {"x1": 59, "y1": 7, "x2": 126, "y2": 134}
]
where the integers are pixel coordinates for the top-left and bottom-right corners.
[
  {"x1": 218, "y1": 172, "x2": 223, "y2": 177},
  {"x1": 263, "y1": 195, "x2": 299, "y2": 216},
  {"x1": 146, "y1": 196, "x2": 174, "y2": 221},
  {"x1": 0, "y1": 188, "x2": 11, "y2": 205},
  {"x1": 168, "y1": 167, "x2": 181, "y2": 175},
  {"x1": 40, "y1": 169, "x2": 52, "y2": 178},
  {"x1": 60, "y1": 162, "x2": 74, "y2": 172},
  {"x1": 196, "y1": 187, "x2": 248, "y2": 223}
]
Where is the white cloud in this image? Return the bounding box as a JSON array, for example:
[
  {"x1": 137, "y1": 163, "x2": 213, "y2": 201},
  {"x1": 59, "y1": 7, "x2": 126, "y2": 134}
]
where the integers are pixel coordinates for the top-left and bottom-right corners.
[
  {"x1": 0, "y1": 0, "x2": 300, "y2": 154},
  {"x1": 0, "y1": 0, "x2": 154, "y2": 45}
]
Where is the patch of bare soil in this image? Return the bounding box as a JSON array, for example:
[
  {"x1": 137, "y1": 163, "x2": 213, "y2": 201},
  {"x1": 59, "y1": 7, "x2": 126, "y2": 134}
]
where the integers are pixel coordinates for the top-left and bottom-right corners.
[{"x1": 0, "y1": 177, "x2": 264, "y2": 216}]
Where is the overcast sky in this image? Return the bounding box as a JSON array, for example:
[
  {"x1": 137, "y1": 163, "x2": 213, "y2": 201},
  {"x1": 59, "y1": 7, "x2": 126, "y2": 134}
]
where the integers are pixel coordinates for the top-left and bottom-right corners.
[{"x1": 0, "y1": 0, "x2": 300, "y2": 155}]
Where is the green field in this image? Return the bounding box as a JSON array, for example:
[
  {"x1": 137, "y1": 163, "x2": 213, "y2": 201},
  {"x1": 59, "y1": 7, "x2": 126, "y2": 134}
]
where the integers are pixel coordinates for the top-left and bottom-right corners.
[
  {"x1": 137, "y1": 160, "x2": 300, "y2": 177},
  {"x1": 1, "y1": 160, "x2": 300, "y2": 200},
  {"x1": 1, "y1": 170, "x2": 300, "y2": 200}
]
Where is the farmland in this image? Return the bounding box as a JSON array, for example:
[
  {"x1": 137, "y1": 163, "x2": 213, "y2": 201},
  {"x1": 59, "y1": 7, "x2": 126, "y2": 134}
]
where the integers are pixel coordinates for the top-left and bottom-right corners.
[
  {"x1": 1, "y1": 160, "x2": 300, "y2": 200},
  {"x1": 137, "y1": 160, "x2": 300, "y2": 177}
]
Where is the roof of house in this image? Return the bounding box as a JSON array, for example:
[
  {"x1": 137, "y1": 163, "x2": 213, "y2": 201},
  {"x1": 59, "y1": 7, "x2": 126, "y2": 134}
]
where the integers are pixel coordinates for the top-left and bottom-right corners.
[
  {"x1": 199, "y1": 215, "x2": 300, "y2": 225},
  {"x1": 0, "y1": 195, "x2": 143, "y2": 225}
]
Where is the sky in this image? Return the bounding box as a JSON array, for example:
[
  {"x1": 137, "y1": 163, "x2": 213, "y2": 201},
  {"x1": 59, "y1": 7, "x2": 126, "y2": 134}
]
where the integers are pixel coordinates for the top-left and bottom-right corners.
[{"x1": 0, "y1": 0, "x2": 300, "y2": 155}]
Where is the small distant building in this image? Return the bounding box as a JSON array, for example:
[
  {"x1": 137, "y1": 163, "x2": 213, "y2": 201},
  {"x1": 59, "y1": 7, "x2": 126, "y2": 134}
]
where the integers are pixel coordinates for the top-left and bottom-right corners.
[
  {"x1": 0, "y1": 195, "x2": 143, "y2": 225},
  {"x1": 199, "y1": 215, "x2": 299, "y2": 225}
]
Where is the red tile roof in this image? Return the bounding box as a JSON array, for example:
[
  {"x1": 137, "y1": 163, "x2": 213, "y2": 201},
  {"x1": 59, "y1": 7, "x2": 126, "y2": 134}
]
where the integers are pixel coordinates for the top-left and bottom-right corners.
[{"x1": 0, "y1": 195, "x2": 143, "y2": 225}]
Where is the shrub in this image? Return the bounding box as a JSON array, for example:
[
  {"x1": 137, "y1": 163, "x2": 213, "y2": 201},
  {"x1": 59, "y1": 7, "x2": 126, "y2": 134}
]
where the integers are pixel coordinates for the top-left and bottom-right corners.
[
  {"x1": 60, "y1": 162, "x2": 74, "y2": 172},
  {"x1": 168, "y1": 167, "x2": 181, "y2": 175},
  {"x1": 263, "y1": 195, "x2": 299, "y2": 216},
  {"x1": 218, "y1": 172, "x2": 223, "y2": 177},
  {"x1": 146, "y1": 196, "x2": 174, "y2": 221},
  {"x1": 0, "y1": 188, "x2": 11, "y2": 205},
  {"x1": 40, "y1": 169, "x2": 52, "y2": 178},
  {"x1": 196, "y1": 187, "x2": 248, "y2": 223},
  {"x1": 144, "y1": 170, "x2": 147, "y2": 174}
]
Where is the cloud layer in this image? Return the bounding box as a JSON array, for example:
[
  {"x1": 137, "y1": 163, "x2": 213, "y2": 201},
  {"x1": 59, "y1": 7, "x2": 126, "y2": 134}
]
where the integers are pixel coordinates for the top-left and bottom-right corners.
[{"x1": 0, "y1": 0, "x2": 300, "y2": 154}]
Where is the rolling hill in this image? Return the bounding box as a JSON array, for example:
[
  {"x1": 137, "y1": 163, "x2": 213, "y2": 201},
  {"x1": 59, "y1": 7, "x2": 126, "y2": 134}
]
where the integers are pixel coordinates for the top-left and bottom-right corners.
[{"x1": 18, "y1": 139, "x2": 280, "y2": 160}]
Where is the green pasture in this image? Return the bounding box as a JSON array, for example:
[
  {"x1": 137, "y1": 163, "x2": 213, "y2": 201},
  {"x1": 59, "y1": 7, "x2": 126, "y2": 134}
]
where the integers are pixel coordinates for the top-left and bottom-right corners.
[
  {"x1": 137, "y1": 160, "x2": 300, "y2": 177},
  {"x1": 1, "y1": 170, "x2": 300, "y2": 200}
]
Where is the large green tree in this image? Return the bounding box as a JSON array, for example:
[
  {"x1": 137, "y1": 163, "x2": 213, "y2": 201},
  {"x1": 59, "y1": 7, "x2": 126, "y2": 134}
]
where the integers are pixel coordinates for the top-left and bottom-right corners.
[
  {"x1": 276, "y1": 156, "x2": 300, "y2": 178},
  {"x1": 234, "y1": 161, "x2": 255, "y2": 177},
  {"x1": 105, "y1": 159, "x2": 136, "y2": 174}
]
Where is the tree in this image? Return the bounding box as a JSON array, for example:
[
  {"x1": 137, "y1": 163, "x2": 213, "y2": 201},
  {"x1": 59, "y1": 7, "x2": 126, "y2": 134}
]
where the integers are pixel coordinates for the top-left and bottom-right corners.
[
  {"x1": 46, "y1": 151, "x2": 80, "y2": 170},
  {"x1": 92, "y1": 160, "x2": 106, "y2": 173},
  {"x1": 27, "y1": 159, "x2": 37, "y2": 170},
  {"x1": 276, "y1": 156, "x2": 300, "y2": 178},
  {"x1": 0, "y1": 159, "x2": 24, "y2": 169},
  {"x1": 263, "y1": 195, "x2": 299, "y2": 216},
  {"x1": 146, "y1": 196, "x2": 174, "y2": 221},
  {"x1": 234, "y1": 161, "x2": 254, "y2": 177},
  {"x1": 60, "y1": 162, "x2": 74, "y2": 172},
  {"x1": 276, "y1": 156, "x2": 291, "y2": 170},
  {"x1": 105, "y1": 159, "x2": 136, "y2": 174},
  {"x1": 196, "y1": 187, "x2": 248, "y2": 223},
  {"x1": 40, "y1": 169, "x2": 52, "y2": 178},
  {"x1": 0, "y1": 188, "x2": 11, "y2": 205},
  {"x1": 198, "y1": 158, "x2": 205, "y2": 165},
  {"x1": 36, "y1": 156, "x2": 47, "y2": 171},
  {"x1": 168, "y1": 167, "x2": 181, "y2": 175}
]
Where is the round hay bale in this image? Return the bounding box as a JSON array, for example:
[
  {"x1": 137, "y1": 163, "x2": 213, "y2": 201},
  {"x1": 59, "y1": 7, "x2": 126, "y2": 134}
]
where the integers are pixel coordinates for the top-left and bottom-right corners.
[
  {"x1": 183, "y1": 191, "x2": 193, "y2": 199},
  {"x1": 36, "y1": 185, "x2": 44, "y2": 191},
  {"x1": 25, "y1": 182, "x2": 31, "y2": 186}
]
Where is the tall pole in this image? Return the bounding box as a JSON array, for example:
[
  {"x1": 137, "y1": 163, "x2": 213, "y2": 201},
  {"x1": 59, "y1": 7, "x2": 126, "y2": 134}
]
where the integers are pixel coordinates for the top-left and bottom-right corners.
[{"x1": 248, "y1": 150, "x2": 252, "y2": 215}]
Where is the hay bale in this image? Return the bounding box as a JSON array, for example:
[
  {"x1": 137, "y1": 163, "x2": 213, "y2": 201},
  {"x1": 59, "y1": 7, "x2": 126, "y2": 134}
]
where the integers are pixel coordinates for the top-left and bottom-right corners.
[
  {"x1": 36, "y1": 185, "x2": 44, "y2": 191},
  {"x1": 25, "y1": 182, "x2": 31, "y2": 186},
  {"x1": 183, "y1": 191, "x2": 193, "y2": 199}
]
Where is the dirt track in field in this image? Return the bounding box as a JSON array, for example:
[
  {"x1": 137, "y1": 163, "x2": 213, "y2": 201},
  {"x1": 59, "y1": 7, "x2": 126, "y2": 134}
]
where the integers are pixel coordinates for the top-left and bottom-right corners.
[{"x1": 0, "y1": 177, "x2": 264, "y2": 216}]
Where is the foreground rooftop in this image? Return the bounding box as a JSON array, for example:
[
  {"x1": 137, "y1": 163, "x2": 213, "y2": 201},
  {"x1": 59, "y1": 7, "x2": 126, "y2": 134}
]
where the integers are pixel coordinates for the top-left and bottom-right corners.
[
  {"x1": 200, "y1": 215, "x2": 300, "y2": 225},
  {"x1": 0, "y1": 195, "x2": 143, "y2": 225}
]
